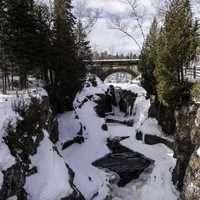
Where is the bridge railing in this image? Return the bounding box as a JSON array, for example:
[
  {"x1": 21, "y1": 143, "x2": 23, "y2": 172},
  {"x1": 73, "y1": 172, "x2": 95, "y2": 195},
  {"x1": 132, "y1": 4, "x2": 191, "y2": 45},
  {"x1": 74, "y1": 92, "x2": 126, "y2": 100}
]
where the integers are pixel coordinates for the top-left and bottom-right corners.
[{"x1": 184, "y1": 65, "x2": 200, "y2": 82}]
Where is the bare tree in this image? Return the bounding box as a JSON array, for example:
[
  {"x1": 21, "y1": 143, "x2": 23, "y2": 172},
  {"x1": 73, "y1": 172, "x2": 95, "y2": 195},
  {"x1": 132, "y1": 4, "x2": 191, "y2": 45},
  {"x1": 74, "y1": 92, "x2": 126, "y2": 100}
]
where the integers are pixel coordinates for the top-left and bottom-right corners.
[
  {"x1": 108, "y1": 0, "x2": 146, "y2": 51},
  {"x1": 73, "y1": 0, "x2": 102, "y2": 34}
]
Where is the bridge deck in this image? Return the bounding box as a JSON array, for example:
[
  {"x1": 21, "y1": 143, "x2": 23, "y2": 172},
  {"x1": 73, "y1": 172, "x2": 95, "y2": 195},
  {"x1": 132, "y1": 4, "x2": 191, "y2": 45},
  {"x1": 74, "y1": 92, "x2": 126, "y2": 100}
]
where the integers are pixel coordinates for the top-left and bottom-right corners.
[{"x1": 85, "y1": 59, "x2": 140, "y2": 66}]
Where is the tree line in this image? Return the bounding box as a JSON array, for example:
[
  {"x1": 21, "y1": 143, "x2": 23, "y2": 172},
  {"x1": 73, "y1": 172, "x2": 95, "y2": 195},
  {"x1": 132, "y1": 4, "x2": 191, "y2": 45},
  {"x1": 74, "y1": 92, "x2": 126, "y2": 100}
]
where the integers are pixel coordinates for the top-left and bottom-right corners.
[
  {"x1": 139, "y1": 0, "x2": 199, "y2": 108},
  {"x1": 0, "y1": 0, "x2": 91, "y2": 112},
  {"x1": 92, "y1": 51, "x2": 138, "y2": 60}
]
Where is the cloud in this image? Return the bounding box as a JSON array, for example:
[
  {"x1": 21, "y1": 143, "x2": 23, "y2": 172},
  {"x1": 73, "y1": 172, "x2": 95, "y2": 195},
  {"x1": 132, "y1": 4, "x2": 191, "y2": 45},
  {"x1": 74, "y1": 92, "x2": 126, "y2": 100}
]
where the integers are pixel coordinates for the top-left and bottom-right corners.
[
  {"x1": 40, "y1": 0, "x2": 157, "y2": 54},
  {"x1": 86, "y1": 0, "x2": 156, "y2": 54}
]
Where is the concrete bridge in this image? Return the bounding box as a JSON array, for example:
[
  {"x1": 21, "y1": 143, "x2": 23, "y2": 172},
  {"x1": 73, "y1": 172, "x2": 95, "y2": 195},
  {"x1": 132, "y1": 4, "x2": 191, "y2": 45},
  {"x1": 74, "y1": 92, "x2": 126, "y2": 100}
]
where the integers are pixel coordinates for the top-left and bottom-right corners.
[{"x1": 85, "y1": 59, "x2": 140, "y2": 81}]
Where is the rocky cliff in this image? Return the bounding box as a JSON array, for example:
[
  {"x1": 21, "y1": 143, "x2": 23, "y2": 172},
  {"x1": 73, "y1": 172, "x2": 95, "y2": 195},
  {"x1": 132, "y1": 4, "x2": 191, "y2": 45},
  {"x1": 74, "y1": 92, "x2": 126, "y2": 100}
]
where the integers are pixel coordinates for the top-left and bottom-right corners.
[{"x1": 173, "y1": 101, "x2": 200, "y2": 199}]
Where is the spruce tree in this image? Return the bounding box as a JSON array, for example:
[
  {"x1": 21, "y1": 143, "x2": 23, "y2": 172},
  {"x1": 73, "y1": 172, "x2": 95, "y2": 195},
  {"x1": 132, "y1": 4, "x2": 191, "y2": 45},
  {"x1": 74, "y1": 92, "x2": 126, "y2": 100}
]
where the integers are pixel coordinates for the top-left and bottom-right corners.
[
  {"x1": 34, "y1": 3, "x2": 53, "y2": 83},
  {"x1": 4, "y1": 0, "x2": 39, "y2": 89},
  {"x1": 155, "y1": 0, "x2": 198, "y2": 107},
  {"x1": 51, "y1": 0, "x2": 86, "y2": 112},
  {"x1": 0, "y1": 0, "x2": 12, "y2": 93},
  {"x1": 75, "y1": 20, "x2": 92, "y2": 61},
  {"x1": 139, "y1": 18, "x2": 158, "y2": 96}
]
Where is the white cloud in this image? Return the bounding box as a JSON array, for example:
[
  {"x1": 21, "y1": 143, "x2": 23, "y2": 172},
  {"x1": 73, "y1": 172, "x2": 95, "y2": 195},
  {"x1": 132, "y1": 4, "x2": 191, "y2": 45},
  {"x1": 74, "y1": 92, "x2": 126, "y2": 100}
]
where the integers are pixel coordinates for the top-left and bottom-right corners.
[
  {"x1": 86, "y1": 0, "x2": 156, "y2": 54},
  {"x1": 41, "y1": 0, "x2": 157, "y2": 54}
]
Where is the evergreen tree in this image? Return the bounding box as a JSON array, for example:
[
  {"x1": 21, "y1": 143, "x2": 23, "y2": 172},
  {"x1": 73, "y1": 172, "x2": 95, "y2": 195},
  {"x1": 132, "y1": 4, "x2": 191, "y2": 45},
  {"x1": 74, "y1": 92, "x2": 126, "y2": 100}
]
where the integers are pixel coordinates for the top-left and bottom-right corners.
[
  {"x1": 155, "y1": 0, "x2": 198, "y2": 107},
  {"x1": 75, "y1": 20, "x2": 92, "y2": 61},
  {"x1": 4, "y1": 0, "x2": 39, "y2": 89},
  {"x1": 0, "y1": 0, "x2": 13, "y2": 93},
  {"x1": 34, "y1": 3, "x2": 53, "y2": 84},
  {"x1": 139, "y1": 18, "x2": 158, "y2": 96},
  {"x1": 51, "y1": 0, "x2": 86, "y2": 112}
]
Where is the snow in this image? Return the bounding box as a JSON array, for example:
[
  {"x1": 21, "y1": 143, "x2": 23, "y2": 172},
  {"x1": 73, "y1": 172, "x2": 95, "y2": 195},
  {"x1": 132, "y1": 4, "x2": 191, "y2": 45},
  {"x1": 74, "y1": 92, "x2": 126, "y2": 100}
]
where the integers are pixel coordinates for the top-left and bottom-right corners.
[
  {"x1": 139, "y1": 118, "x2": 162, "y2": 137},
  {"x1": 57, "y1": 78, "x2": 112, "y2": 199},
  {"x1": 25, "y1": 130, "x2": 73, "y2": 200},
  {"x1": 107, "y1": 83, "x2": 178, "y2": 200},
  {"x1": 197, "y1": 147, "x2": 200, "y2": 157},
  {"x1": 89, "y1": 58, "x2": 140, "y2": 62},
  {"x1": 133, "y1": 96, "x2": 150, "y2": 129},
  {"x1": 108, "y1": 123, "x2": 178, "y2": 200},
  {"x1": 58, "y1": 79, "x2": 179, "y2": 200},
  {"x1": 0, "y1": 94, "x2": 18, "y2": 189},
  {"x1": 0, "y1": 88, "x2": 52, "y2": 192},
  {"x1": 6, "y1": 196, "x2": 17, "y2": 200},
  {"x1": 57, "y1": 111, "x2": 81, "y2": 143}
]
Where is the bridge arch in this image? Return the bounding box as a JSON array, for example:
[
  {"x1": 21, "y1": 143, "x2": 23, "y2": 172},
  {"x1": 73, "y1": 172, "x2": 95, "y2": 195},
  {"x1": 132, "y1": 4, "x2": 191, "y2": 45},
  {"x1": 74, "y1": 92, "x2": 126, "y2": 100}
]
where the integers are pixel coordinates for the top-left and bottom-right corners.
[
  {"x1": 85, "y1": 59, "x2": 140, "y2": 81},
  {"x1": 101, "y1": 68, "x2": 139, "y2": 81}
]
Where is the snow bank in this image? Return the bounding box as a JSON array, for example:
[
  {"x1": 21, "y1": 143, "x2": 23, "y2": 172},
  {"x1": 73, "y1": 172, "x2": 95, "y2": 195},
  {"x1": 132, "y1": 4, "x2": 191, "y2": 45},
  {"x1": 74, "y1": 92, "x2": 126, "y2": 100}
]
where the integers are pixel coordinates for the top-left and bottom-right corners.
[
  {"x1": 0, "y1": 88, "x2": 56, "y2": 195},
  {"x1": 25, "y1": 130, "x2": 73, "y2": 200},
  {"x1": 133, "y1": 96, "x2": 151, "y2": 129},
  {"x1": 6, "y1": 196, "x2": 17, "y2": 200},
  {"x1": 139, "y1": 118, "x2": 162, "y2": 137},
  {"x1": 0, "y1": 94, "x2": 18, "y2": 189},
  {"x1": 197, "y1": 147, "x2": 200, "y2": 157},
  {"x1": 57, "y1": 77, "x2": 112, "y2": 199}
]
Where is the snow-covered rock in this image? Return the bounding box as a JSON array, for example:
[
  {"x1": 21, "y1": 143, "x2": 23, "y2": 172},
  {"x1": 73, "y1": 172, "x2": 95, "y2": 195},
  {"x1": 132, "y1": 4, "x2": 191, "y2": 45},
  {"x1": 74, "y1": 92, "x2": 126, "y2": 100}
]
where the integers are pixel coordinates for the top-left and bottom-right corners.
[
  {"x1": 25, "y1": 131, "x2": 73, "y2": 200},
  {"x1": 0, "y1": 88, "x2": 75, "y2": 200}
]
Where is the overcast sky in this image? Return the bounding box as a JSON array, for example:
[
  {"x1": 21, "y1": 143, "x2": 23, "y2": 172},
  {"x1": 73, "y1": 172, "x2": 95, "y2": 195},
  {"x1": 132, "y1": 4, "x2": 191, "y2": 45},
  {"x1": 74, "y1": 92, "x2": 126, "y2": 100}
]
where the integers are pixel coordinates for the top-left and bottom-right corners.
[
  {"x1": 73, "y1": 0, "x2": 157, "y2": 54},
  {"x1": 42, "y1": 0, "x2": 198, "y2": 54}
]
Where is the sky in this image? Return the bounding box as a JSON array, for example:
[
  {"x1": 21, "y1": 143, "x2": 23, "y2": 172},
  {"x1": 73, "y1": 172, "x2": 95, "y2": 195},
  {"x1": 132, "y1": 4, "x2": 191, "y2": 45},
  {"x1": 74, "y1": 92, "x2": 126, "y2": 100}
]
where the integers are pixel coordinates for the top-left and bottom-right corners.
[
  {"x1": 41, "y1": 0, "x2": 198, "y2": 54},
  {"x1": 73, "y1": 0, "x2": 158, "y2": 54}
]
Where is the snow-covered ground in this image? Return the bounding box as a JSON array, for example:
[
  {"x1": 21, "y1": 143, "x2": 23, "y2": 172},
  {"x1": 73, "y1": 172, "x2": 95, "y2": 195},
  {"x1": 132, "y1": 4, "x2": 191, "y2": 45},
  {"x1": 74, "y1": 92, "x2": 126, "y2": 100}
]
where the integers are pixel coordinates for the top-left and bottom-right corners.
[
  {"x1": 0, "y1": 88, "x2": 73, "y2": 200},
  {"x1": 57, "y1": 80, "x2": 179, "y2": 200},
  {"x1": 0, "y1": 80, "x2": 179, "y2": 200},
  {"x1": 0, "y1": 89, "x2": 46, "y2": 189},
  {"x1": 57, "y1": 77, "x2": 112, "y2": 200}
]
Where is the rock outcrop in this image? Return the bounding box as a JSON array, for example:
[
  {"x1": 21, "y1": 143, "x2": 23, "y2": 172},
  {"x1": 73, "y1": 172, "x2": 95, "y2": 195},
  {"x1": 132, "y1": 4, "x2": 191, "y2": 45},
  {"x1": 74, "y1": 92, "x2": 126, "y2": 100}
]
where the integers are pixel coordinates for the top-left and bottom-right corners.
[
  {"x1": 181, "y1": 149, "x2": 200, "y2": 200},
  {"x1": 173, "y1": 102, "x2": 200, "y2": 199}
]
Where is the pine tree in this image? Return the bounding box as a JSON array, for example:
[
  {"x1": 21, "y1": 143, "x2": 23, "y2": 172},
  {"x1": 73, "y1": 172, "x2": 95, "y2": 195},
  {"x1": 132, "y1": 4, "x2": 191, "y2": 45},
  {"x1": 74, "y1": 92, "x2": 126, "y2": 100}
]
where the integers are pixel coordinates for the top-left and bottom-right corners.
[
  {"x1": 34, "y1": 3, "x2": 53, "y2": 84},
  {"x1": 155, "y1": 0, "x2": 198, "y2": 107},
  {"x1": 139, "y1": 18, "x2": 158, "y2": 96},
  {"x1": 50, "y1": 0, "x2": 86, "y2": 112},
  {"x1": 3, "y1": 0, "x2": 39, "y2": 89},
  {"x1": 75, "y1": 20, "x2": 92, "y2": 61},
  {"x1": 0, "y1": 0, "x2": 12, "y2": 93}
]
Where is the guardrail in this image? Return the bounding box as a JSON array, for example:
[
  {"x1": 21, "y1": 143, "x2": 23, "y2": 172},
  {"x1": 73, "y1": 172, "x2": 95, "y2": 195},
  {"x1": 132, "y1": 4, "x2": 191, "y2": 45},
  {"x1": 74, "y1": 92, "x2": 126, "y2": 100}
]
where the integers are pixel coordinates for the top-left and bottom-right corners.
[{"x1": 184, "y1": 66, "x2": 200, "y2": 81}]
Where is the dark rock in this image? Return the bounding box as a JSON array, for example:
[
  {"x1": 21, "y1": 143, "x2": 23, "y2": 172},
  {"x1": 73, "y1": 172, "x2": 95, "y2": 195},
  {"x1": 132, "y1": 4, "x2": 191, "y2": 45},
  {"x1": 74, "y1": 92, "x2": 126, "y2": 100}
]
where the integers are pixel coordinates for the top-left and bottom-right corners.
[
  {"x1": 148, "y1": 98, "x2": 176, "y2": 135},
  {"x1": 136, "y1": 131, "x2": 143, "y2": 140},
  {"x1": 62, "y1": 136, "x2": 84, "y2": 150},
  {"x1": 118, "y1": 90, "x2": 137, "y2": 115},
  {"x1": 0, "y1": 163, "x2": 27, "y2": 200},
  {"x1": 136, "y1": 131, "x2": 174, "y2": 150},
  {"x1": 101, "y1": 124, "x2": 108, "y2": 131},
  {"x1": 109, "y1": 85, "x2": 117, "y2": 106},
  {"x1": 106, "y1": 118, "x2": 134, "y2": 127},
  {"x1": 49, "y1": 117, "x2": 59, "y2": 143},
  {"x1": 77, "y1": 124, "x2": 83, "y2": 136},
  {"x1": 95, "y1": 93, "x2": 113, "y2": 118},
  {"x1": 62, "y1": 164, "x2": 85, "y2": 200},
  {"x1": 93, "y1": 138, "x2": 153, "y2": 187}
]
